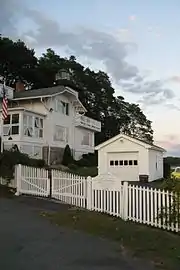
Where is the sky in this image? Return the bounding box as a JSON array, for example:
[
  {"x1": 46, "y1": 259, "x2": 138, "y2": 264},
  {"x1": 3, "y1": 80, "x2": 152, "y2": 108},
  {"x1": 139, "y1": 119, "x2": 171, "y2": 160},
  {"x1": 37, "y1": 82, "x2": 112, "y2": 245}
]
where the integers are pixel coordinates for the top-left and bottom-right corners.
[{"x1": 1, "y1": 0, "x2": 180, "y2": 156}]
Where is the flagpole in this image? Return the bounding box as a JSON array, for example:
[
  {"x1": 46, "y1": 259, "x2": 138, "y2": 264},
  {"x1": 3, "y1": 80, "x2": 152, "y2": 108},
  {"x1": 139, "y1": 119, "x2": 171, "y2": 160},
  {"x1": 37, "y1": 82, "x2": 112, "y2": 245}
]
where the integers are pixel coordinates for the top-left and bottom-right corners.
[{"x1": 1, "y1": 79, "x2": 6, "y2": 153}]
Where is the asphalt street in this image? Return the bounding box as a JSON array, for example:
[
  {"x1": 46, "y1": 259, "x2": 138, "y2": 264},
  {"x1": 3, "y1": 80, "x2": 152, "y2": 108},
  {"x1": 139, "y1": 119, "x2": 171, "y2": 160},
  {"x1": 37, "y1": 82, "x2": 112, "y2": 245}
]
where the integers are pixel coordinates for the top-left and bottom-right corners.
[{"x1": 0, "y1": 197, "x2": 155, "y2": 270}]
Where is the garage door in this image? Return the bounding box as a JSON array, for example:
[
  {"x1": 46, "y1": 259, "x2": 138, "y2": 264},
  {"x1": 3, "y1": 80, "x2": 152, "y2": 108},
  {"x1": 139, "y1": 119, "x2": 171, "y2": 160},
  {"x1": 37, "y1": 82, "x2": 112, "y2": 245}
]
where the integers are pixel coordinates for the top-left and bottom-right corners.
[{"x1": 107, "y1": 152, "x2": 139, "y2": 181}]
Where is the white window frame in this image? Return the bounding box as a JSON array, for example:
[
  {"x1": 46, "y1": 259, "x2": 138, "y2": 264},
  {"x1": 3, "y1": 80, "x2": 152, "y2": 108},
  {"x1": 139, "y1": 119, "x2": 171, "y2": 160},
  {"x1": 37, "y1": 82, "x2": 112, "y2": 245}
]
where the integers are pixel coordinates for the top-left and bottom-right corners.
[
  {"x1": 81, "y1": 131, "x2": 92, "y2": 146},
  {"x1": 3, "y1": 113, "x2": 20, "y2": 136},
  {"x1": 54, "y1": 125, "x2": 69, "y2": 142},
  {"x1": 55, "y1": 99, "x2": 69, "y2": 115},
  {"x1": 23, "y1": 114, "x2": 44, "y2": 138}
]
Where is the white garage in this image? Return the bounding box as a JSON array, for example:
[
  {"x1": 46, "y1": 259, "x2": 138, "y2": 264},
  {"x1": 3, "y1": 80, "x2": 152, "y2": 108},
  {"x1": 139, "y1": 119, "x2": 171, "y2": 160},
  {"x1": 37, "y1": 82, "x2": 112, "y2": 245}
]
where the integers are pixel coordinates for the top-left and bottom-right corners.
[{"x1": 95, "y1": 133, "x2": 165, "y2": 182}]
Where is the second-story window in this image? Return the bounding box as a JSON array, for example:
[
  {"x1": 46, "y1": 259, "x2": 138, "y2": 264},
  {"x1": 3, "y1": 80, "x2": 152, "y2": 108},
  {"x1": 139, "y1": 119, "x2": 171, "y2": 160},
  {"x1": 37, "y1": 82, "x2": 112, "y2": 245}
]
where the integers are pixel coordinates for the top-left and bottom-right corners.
[
  {"x1": 23, "y1": 114, "x2": 43, "y2": 138},
  {"x1": 81, "y1": 131, "x2": 93, "y2": 146},
  {"x1": 56, "y1": 100, "x2": 69, "y2": 116},
  {"x1": 3, "y1": 113, "x2": 19, "y2": 136}
]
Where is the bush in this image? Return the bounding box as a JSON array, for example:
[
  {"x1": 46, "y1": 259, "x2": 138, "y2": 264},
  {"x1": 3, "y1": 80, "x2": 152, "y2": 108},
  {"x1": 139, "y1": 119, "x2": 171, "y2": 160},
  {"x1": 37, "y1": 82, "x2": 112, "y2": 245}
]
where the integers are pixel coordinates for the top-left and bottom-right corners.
[
  {"x1": 62, "y1": 144, "x2": 74, "y2": 166},
  {"x1": 68, "y1": 163, "x2": 78, "y2": 171},
  {"x1": 0, "y1": 150, "x2": 46, "y2": 180},
  {"x1": 160, "y1": 178, "x2": 180, "y2": 225},
  {"x1": 163, "y1": 161, "x2": 171, "y2": 179},
  {"x1": 76, "y1": 152, "x2": 98, "y2": 167}
]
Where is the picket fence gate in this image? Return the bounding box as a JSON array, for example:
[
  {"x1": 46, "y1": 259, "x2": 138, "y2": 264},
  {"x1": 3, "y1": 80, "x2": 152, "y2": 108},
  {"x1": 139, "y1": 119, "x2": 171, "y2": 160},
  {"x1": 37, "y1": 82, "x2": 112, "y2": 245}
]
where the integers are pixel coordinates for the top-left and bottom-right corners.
[{"x1": 12, "y1": 164, "x2": 180, "y2": 233}]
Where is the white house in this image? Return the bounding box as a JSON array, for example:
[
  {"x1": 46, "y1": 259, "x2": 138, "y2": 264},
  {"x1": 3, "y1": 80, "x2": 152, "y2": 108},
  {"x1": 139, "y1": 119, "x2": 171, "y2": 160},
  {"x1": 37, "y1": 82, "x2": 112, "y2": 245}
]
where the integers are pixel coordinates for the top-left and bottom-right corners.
[
  {"x1": 0, "y1": 81, "x2": 101, "y2": 164},
  {"x1": 95, "y1": 133, "x2": 165, "y2": 182}
]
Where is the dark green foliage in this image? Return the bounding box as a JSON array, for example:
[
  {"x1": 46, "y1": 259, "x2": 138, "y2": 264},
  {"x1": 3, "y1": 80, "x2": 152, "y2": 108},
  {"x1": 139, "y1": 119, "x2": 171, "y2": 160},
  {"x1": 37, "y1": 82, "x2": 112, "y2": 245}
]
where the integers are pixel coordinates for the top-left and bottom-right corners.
[
  {"x1": 75, "y1": 152, "x2": 97, "y2": 167},
  {"x1": 68, "y1": 163, "x2": 78, "y2": 171},
  {"x1": 163, "y1": 160, "x2": 171, "y2": 179},
  {"x1": 160, "y1": 178, "x2": 180, "y2": 226},
  {"x1": 0, "y1": 150, "x2": 45, "y2": 179},
  {"x1": 75, "y1": 158, "x2": 91, "y2": 167},
  {"x1": 164, "y1": 156, "x2": 180, "y2": 167},
  {"x1": 62, "y1": 145, "x2": 73, "y2": 166}
]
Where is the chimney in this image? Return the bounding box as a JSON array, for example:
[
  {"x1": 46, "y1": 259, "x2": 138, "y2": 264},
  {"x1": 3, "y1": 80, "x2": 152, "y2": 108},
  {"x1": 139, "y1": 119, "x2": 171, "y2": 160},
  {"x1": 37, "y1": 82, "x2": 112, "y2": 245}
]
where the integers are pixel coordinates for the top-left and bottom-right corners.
[{"x1": 15, "y1": 81, "x2": 24, "y2": 92}]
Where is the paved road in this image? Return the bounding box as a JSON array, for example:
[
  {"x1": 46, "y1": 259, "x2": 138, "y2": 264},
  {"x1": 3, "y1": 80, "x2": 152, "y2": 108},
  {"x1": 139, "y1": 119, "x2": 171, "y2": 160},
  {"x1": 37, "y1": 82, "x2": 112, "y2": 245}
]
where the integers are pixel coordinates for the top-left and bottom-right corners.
[{"x1": 0, "y1": 197, "x2": 155, "y2": 270}]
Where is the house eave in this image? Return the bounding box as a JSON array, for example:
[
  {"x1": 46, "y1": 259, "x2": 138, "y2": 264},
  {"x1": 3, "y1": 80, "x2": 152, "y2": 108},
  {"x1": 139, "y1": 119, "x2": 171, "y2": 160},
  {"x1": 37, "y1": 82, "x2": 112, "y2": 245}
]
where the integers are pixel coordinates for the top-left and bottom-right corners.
[
  {"x1": 95, "y1": 133, "x2": 166, "y2": 152},
  {"x1": 0, "y1": 107, "x2": 47, "y2": 117}
]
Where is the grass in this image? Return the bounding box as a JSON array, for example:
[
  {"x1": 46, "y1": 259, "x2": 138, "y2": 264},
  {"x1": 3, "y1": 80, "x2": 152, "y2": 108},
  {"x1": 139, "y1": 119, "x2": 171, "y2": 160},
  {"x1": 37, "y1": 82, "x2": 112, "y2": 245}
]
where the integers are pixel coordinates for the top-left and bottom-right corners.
[
  {"x1": 43, "y1": 208, "x2": 180, "y2": 270},
  {"x1": 0, "y1": 184, "x2": 15, "y2": 198}
]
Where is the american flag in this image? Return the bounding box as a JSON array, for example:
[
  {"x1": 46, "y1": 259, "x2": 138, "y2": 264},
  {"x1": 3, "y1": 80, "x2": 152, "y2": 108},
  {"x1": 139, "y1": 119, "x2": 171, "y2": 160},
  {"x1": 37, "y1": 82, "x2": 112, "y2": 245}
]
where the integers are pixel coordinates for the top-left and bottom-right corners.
[{"x1": 2, "y1": 83, "x2": 8, "y2": 120}]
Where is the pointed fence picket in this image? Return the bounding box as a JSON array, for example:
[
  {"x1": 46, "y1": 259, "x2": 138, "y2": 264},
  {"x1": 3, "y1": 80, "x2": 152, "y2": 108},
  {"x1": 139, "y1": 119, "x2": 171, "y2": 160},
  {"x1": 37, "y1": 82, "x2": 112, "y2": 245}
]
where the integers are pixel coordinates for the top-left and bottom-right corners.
[
  {"x1": 13, "y1": 164, "x2": 180, "y2": 233},
  {"x1": 52, "y1": 170, "x2": 87, "y2": 207}
]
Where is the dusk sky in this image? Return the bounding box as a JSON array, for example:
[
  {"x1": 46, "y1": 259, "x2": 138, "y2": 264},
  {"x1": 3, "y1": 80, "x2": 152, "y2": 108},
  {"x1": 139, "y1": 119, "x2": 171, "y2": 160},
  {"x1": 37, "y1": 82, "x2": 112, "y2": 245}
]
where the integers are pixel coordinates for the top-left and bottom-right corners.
[{"x1": 1, "y1": 0, "x2": 180, "y2": 156}]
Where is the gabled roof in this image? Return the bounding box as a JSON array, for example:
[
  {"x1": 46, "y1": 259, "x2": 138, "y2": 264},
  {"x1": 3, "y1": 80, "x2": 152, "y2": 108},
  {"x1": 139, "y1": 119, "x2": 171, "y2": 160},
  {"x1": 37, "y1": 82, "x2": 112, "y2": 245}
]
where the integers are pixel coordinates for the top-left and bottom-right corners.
[
  {"x1": 95, "y1": 133, "x2": 166, "y2": 152},
  {"x1": 13, "y1": 85, "x2": 87, "y2": 113},
  {"x1": 13, "y1": 85, "x2": 65, "y2": 100}
]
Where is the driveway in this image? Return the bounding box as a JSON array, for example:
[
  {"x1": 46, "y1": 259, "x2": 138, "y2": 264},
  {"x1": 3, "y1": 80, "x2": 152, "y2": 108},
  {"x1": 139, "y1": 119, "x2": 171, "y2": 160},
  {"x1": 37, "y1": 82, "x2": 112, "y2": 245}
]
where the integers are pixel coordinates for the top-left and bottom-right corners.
[{"x1": 0, "y1": 197, "x2": 155, "y2": 270}]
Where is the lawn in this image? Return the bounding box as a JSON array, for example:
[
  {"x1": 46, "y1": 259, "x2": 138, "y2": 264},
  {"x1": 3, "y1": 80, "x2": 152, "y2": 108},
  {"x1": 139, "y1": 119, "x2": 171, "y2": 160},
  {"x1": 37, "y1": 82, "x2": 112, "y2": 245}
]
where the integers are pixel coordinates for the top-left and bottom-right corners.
[{"x1": 43, "y1": 208, "x2": 180, "y2": 270}]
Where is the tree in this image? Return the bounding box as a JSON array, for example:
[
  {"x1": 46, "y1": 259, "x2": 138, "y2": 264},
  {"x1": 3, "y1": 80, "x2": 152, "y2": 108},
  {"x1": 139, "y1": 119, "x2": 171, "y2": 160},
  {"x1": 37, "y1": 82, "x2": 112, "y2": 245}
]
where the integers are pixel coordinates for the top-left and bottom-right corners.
[
  {"x1": 0, "y1": 35, "x2": 37, "y2": 87},
  {"x1": 0, "y1": 36, "x2": 154, "y2": 144},
  {"x1": 62, "y1": 145, "x2": 73, "y2": 166}
]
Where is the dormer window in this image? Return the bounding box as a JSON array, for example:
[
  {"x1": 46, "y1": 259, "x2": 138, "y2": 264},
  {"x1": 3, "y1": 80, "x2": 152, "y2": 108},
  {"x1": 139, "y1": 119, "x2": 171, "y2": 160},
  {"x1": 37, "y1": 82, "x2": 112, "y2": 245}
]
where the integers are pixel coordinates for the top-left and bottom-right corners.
[
  {"x1": 55, "y1": 100, "x2": 69, "y2": 116},
  {"x1": 55, "y1": 69, "x2": 71, "y2": 81}
]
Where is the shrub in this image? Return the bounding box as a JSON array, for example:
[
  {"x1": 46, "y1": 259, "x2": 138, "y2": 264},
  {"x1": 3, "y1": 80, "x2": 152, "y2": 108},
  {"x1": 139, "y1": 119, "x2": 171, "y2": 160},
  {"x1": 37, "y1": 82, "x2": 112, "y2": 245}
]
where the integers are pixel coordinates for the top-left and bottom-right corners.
[
  {"x1": 160, "y1": 178, "x2": 180, "y2": 225},
  {"x1": 163, "y1": 160, "x2": 171, "y2": 179},
  {"x1": 76, "y1": 152, "x2": 98, "y2": 167},
  {"x1": 0, "y1": 150, "x2": 46, "y2": 180},
  {"x1": 62, "y1": 144, "x2": 74, "y2": 166},
  {"x1": 68, "y1": 163, "x2": 78, "y2": 171}
]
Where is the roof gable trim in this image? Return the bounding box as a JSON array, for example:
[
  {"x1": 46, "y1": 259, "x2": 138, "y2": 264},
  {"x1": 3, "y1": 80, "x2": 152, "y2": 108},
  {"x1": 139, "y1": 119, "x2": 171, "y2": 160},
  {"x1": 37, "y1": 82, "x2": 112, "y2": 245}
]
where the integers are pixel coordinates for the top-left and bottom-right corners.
[{"x1": 95, "y1": 134, "x2": 165, "y2": 152}]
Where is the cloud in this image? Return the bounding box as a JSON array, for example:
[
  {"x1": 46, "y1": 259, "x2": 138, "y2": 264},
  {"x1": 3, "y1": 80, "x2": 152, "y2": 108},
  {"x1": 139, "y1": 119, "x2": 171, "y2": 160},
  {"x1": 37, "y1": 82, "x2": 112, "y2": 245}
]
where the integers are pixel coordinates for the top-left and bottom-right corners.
[
  {"x1": 0, "y1": 3, "x2": 176, "y2": 108},
  {"x1": 0, "y1": 0, "x2": 25, "y2": 35},
  {"x1": 157, "y1": 141, "x2": 180, "y2": 157},
  {"x1": 129, "y1": 15, "x2": 136, "y2": 21},
  {"x1": 120, "y1": 79, "x2": 175, "y2": 105},
  {"x1": 170, "y1": 76, "x2": 180, "y2": 83},
  {"x1": 17, "y1": 9, "x2": 139, "y2": 83}
]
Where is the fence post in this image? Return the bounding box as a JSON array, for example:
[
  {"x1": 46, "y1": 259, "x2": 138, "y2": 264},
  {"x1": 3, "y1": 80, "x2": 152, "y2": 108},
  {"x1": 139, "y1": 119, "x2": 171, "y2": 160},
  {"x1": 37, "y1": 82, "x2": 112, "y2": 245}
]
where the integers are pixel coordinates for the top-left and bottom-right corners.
[
  {"x1": 122, "y1": 181, "x2": 128, "y2": 221},
  {"x1": 15, "y1": 164, "x2": 22, "y2": 196},
  {"x1": 86, "y1": 176, "x2": 92, "y2": 210},
  {"x1": 47, "y1": 169, "x2": 51, "y2": 198}
]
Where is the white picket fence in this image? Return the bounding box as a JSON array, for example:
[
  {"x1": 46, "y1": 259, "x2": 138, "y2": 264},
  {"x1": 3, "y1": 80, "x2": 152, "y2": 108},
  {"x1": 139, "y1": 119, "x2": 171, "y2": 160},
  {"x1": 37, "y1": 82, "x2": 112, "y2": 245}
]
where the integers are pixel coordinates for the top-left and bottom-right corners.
[
  {"x1": 16, "y1": 165, "x2": 50, "y2": 197},
  {"x1": 5, "y1": 164, "x2": 179, "y2": 233},
  {"x1": 52, "y1": 170, "x2": 87, "y2": 207}
]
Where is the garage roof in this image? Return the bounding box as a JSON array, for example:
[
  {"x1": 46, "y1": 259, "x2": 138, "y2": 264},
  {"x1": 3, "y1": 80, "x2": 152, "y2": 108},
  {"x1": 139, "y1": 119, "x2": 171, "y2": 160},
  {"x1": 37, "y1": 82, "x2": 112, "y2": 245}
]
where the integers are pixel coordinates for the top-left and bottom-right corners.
[{"x1": 95, "y1": 133, "x2": 166, "y2": 152}]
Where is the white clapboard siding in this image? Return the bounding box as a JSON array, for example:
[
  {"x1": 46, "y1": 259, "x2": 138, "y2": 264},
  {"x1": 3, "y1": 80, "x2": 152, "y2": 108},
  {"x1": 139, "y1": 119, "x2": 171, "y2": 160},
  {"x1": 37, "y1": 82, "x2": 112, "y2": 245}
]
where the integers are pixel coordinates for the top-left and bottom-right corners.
[{"x1": 52, "y1": 170, "x2": 87, "y2": 208}]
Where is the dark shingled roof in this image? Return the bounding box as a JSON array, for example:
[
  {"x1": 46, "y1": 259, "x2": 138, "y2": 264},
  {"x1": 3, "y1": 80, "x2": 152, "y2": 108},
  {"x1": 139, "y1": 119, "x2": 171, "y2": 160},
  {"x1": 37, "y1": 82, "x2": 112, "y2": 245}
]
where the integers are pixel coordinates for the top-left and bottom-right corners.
[{"x1": 13, "y1": 85, "x2": 65, "y2": 99}]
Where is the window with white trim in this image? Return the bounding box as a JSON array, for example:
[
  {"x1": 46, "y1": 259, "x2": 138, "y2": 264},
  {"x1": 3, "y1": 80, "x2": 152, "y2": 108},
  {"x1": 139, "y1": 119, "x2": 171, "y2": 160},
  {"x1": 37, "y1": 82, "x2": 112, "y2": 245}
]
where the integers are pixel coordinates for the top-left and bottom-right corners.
[
  {"x1": 81, "y1": 131, "x2": 92, "y2": 146},
  {"x1": 34, "y1": 117, "x2": 43, "y2": 138},
  {"x1": 54, "y1": 125, "x2": 69, "y2": 142},
  {"x1": 23, "y1": 114, "x2": 43, "y2": 138},
  {"x1": 55, "y1": 100, "x2": 69, "y2": 115},
  {"x1": 23, "y1": 114, "x2": 33, "y2": 137},
  {"x1": 3, "y1": 113, "x2": 19, "y2": 136}
]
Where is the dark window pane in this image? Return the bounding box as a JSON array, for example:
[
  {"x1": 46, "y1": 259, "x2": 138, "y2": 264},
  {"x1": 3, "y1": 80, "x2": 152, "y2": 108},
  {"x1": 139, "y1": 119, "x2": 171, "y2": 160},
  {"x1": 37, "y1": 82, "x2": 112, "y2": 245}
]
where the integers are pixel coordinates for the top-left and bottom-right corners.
[
  {"x1": 110, "y1": 160, "x2": 114, "y2": 166},
  {"x1": 119, "y1": 160, "x2": 123, "y2": 166},
  {"x1": 4, "y1": 115, "x2": 10, "y2": 125},
  {"x1": 11, "y1": 125, "x2": 19, "y2": 135},
  {"x1": 129, "y1": 160, "x2": 133, "y2": 165},
  {"x1": 39, "y1": 129, "x2": 43, "y2": 138},
  {"x1": 134, "y1": 160, "x2": 138, "y2": 165},
  {"x1": 115, "y1": 160, "x2": 118, "y2": 166},
  {"x1": 124, "y1": 160, "x2": 128, "y2": 166},
  {"x1": 66, "y1": 103, "x2": 69, "y2": 115},
  {"x1": 12, "y1": 114, "x2": 19, "y2": 124}
]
